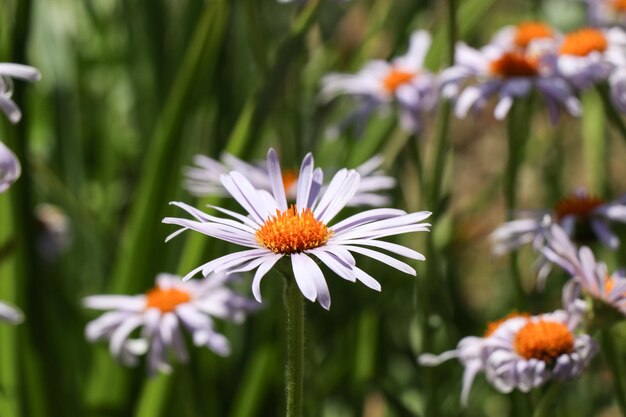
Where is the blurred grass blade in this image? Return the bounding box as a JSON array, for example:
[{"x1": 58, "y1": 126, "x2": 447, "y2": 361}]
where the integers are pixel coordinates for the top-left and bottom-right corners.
[
  {"x1": 85, "y1": 0, "x2": 231, "y2": 412},
  {"x1": 228, "y1": 345, "x2": 276, "y2": 417},
  {"x1": 582, "y1": 89, "x2": 607, "y2": 195},
  {"x1": 133, "y1": 373, "x2": 172, "y2": 417},
  {"x1": 0, "y1": 200, "x2": 20, "y2": 417},
  {"x1": 425, "y1": 0, "x2": 497, "y2": 69}
]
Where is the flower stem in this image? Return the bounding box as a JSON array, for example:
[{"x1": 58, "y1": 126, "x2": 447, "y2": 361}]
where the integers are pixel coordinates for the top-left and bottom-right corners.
[
  {"x1": 602, "y1": 326, "x2": 626, "y2": 416},
  {"x1": 531, "y1": 384, "x2": 560, "y2": 417},
  {"x1": 420, "y1": 2, "x2": 457, "y2": 417},
  {"x1": 597, "y1": 83, "x2": 626, "y2": 144},
  {"x1": 283, "y1": 273, "x2": 305, "y2": 417},
  {"x1": 505, "y1": 98, "x2": 532, "y2": 301}
]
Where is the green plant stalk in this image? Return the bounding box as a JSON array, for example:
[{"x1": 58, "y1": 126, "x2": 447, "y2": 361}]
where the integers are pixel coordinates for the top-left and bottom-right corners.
[
  {"x1": 531, "y1": 384, "x2": 559, "y2": 417},
  {"x1": 421, "y1": 2, "x2": 457, "y2": 417},
  {"x1": 602, "y1": 326, "x2": 626, "y2": 416},
  {"x1": 283, "y1": 273, "x2": 305, "y2": 417},
  {"x1": 597, "y1": 83, "x2": 626, "y2": 144},
  {"x1": 228, "y1": 345, "x2": 276, "y2": 417},
  {"x1": 505, "y1": 99, "x2": 533, "y2": 302},
  {"x1": 86, "y1": 0, "x2": 231, "y2": 410},
  {"x1": 582, "y1": 89, "x2": 607, "y2": 195},
  {"x1": 0, "y1": 200, "x2": 20, "y2": 417}
]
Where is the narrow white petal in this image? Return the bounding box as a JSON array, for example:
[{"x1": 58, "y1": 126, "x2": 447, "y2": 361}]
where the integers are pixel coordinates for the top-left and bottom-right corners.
[
  {"x1": 266, "y1": 148, "x2": 288, "y2": 211},
  {"x1": 109, "y1": 315, "x2": 145, "y2": 360},
  {"x1": 296, "y1": 153, "x2": 314, "y2": 211},
  {"x1": 308, "y1": 249, "x2": 356, "y2": 282},
  {"x1": 353, "y1": 267, "x2": 382, "y2": 291},
  {"x1": 290, "y1": 253, "x2": 318, "y2": 302},
  {"x1": 296, "y1": 253, "x2": 331, "y2": 309},
  {"x1": 252, "y1": 254, "x2": 283, "y2": 302},
  {"x1": 342, "y1": 245, "x2": 416, "y2": 275}
]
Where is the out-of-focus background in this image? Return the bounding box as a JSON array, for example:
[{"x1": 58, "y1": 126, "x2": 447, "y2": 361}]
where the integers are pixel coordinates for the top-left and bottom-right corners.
[{"x1": 0, "y1": 0, "x2": 624, "y2": 416}]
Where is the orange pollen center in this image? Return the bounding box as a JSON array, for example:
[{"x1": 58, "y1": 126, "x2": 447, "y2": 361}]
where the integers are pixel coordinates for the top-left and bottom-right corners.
[
  {"x1": 484, "y1": 312, "x2": 530, "y2": 337},
  {"x1": 560, "y1": 28, "x2": 608, "y2": 56},
  {"x1": 255, "y1": 205, "x2": 332, "y2": 254},
  {"x1": 145, "y1": 287, "x2": 192, "y2": 313},
  {"x1": 514, "y1": 320, "x2": 574, "y2": 362},
  {"x1": 490, "y1": 52, "x2": 539, "y2": 78},
  {"x1": 282, "y1": 169, "x2": 298, "y2": 192},
  {"x1": 611, "y1": 0, "x2": 626, "y2": 12},
  {"x1": 383, "y1": 69, "x2": 415, "y2": 92},
  {"x1": 554, "y1": 194, "x2": 604, "y2": 221},
  {"x1": 514, "y1": 22, "x2": 554, "y2": 48}
]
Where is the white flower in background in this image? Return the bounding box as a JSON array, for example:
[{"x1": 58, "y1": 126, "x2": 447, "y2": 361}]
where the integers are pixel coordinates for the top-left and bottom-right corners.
[
  {"x1": 491, "y1": 188, "x2": 626, "y2": 283},
  {"x1": 0, "y1": 141, "x2": 21, "y2": 193},
  {"x1": 484, "y1": 310, "x2": 596, "y2": 393},
  {"x1": 441, "y1": 23, "x2": 580, "y2": 123},
  {"x1": 320, "y1": 31, "x2": 438, "y2": 134},
  {"x1": 184, "y1": 152, "x2": 396, "y2": 207},
  {"x1": 558, "y1": 27, "x2": 626, "y2": 90},
  {"x1": 0, "y1": 63, "x2": 41, "y2": 124},
  {"x1": 490, "y1": 21, "x2": 559, "y2": 51},
  {"x1": 164, "y1": 148, "x2": 431, "y2": 310},
  {"x1": 543, "y1": 224, "x2": 626, "y2": 317},
  {"x1": 588, "y1": 0, "x2": 626, "y2": 27},
  {"x1": 0, "y1": 301, "x2": 23, "y2": 325},
  {"x1": 419, "y1": 313, "x2": 529, "y2": 405},
  {"x1": 84, "y1": 273, "x2": 258, "y2": 375}
]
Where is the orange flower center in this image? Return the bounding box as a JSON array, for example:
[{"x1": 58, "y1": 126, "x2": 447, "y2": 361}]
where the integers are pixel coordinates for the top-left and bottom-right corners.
[
  {"x1": 611, "y1": 0, "x2": 626, "y2": 12},
  {"x1": 490, "y1": 52, "x2": 539, "y2": 78},
  {"x1": 146, "y1": 287, "x2": 192, "y2": 312},
  {"x1": 383, "y1": 69, "x2": 415, "y2": 92},
  {"x1": 282, "y1": 169, "x2": 298, "y2": 192},
  {"x1": 554, "y1": 193, "x2": 604, "y2": 221},
  {"x1": 255, "y1": 205, "x2": 332, "y2": 254},
  {"x1": 514, "y1": 22, "x2": 554, "y2": 48},
  {"x1": 484, "y1": 312, "x2": 530, "y2": 337},
  {"x1": 514, "y1": 320, "x2": 574, "y2": 362},
  {"x1": 560, "y1": 28, "x2": 608, "y2": 56}
]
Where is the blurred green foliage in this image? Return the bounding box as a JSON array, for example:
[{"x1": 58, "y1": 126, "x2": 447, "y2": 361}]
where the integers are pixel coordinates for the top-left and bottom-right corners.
[{"x1": 0, "y1": 0, "x2": 624, "y2": 416}]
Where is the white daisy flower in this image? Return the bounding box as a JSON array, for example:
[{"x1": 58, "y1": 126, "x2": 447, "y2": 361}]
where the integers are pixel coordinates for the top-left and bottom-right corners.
[
  {"x1": 543, "y1": 224, "x2": 626, "y2": 318},
  {"x1": 183, "y1": 152, "x2": 396, "y2": 207},
  {"x1": 441, "y1": 27, "x2": 581, "y2": 123},
  {"x1": 320, "y1": 31, "x2": 438, "y2": 134},
  {"x1": 491, "y1": 188, "x2": 626, "y2": 282},
  {"x1": 163, "y1": 148, "x2": 431, "y2": 310},
  {"x1": 558, "y1": 27, "x2": 626, "y2": 90},
  {"x1": 484, "y1": 310, "x2": 597, "y2": 393},
  {"x1": 0, "y1": 141, "x2": 21, "y2": 193},
  {"x1": 0, "y1": 63, "x2": 41, "y2": 124},
  {"x1": 84, "y1": 272, "x2": 257, "y2": 375},
  {"x1": 489, "y1": 21, "x2": 559, "y2": 52},
  {"x1": 419, "y1": 313, "x2": 529, "y2": 405}
]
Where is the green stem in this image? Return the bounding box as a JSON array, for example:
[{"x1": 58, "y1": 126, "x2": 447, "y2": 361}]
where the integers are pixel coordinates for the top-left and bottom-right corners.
[
  {"x1": 428, "y1": 101, "x2": 452, "y2": 211},
  {"x1": 283, "y1": 274, "x2": 304, "y2": 417},
  {"x1": 505, "y1": 99, "x2": 532, "y2": 301},
  {"x1": 531, "y1": 384, "x2": 560, "y2": 417},
  {"x1": 602, "y1": 327, "x2": 626, "y2": 416},
  {"x1": 597, "y1": 83, "x2": 626, "y2": 144},
  {"x1": 421, "y1": 2, "x2": 457, "y2": 417}
]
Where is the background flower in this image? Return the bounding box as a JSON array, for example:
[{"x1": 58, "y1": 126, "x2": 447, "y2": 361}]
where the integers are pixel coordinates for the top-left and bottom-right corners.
[{"x1": 84, "y1": 273, "x2": 258, "y2": 375}]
